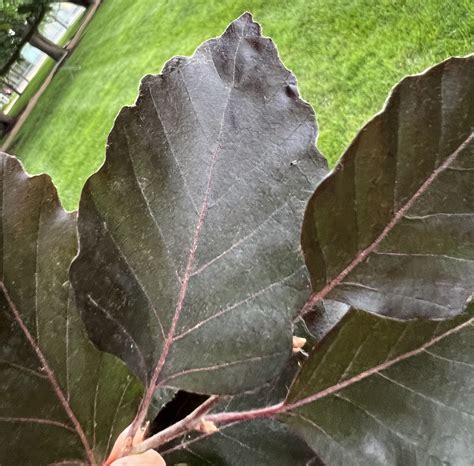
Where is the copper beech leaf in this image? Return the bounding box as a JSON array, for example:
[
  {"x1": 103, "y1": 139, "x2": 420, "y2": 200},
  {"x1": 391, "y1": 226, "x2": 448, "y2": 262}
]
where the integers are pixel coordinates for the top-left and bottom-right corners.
[
  {"x1": 281, "y1": 56, "x2": 474, "y2": 464},
  {"x1": 70, "y1": 12, "x2": 327, "y2": 400},
  {"x1": 301, "y1": 55, "x2": 474, "y2": 319},
  {"x1": 282, "y1": 300, "x2": 474, "y2": 465},
  {"x1": 0, "y1": 154, "x2": 143, "y2": 465}
]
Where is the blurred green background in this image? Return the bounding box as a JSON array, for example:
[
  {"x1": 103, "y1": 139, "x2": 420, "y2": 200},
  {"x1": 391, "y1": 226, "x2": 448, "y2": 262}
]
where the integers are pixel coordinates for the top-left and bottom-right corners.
[{"x1": 9, "y1": 0, "x2": 473, "y2": 210}]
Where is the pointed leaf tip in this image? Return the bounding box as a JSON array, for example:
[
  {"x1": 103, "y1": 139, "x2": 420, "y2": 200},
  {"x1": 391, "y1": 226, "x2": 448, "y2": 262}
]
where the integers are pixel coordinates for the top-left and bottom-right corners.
[{"x1": 70, "y1": 13, "x2": 328, "y2": 402}]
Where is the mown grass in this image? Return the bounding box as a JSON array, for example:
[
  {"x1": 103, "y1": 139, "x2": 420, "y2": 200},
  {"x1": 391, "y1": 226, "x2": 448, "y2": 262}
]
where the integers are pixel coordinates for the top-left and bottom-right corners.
[{"x1": 9, "y1": 0, "x2": 473, "y2": 211}]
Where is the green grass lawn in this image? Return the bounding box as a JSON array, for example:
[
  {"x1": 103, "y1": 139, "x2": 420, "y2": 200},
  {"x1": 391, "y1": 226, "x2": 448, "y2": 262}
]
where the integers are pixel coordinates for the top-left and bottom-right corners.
[{"x1": 9, "y1": 0, "x2": 473, "y2": 211}]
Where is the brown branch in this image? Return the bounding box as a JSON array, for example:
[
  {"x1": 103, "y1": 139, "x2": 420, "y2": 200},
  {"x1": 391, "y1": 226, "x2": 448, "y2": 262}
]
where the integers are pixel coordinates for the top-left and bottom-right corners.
[
  {"x1": 130, "y1": 310, "x2": 473, "y2": 458},
  {"x1": 129, "y1": 395, "x2": 220, "y2": 456},
  {"x1": 207, "y1": 313, "x2": 474, "y2": 424}
]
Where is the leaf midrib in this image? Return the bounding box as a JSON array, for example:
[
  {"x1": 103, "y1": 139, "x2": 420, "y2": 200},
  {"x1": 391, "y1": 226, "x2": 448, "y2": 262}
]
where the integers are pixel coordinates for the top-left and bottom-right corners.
[
  {"x1": 129, "y1": 25, "x2": 248, "y2": 433},
  {"x1": 0, "y1": 281, "x2": 97, "y2": 465},
  {"x1": 0, "y1": 155, "x2": 96, "y2": 465},
  {"x1": 286, "y1": 314, "x2": 474, "y2": 411},
  {"x1": 301, "y1": 131, "x2": 474, "y2": 316}
]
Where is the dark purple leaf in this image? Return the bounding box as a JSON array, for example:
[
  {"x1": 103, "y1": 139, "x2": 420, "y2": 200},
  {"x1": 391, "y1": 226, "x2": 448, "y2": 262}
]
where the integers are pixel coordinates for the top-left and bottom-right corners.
[
  {"x1": 285, "y1": 55, "x2": 474, "y2": 465},
  {"x1": 301, "y1": 56, "x2": 474, "y2": 319},
  {"x1": 282, "y1": 299, "x2": 474, "y2": 465},
  {"x1": 70, "y1": 12, "x2": 327, "y2": 408},
  {"x1": 0, "y1": 153, "x2": 143, "y2": 465}
]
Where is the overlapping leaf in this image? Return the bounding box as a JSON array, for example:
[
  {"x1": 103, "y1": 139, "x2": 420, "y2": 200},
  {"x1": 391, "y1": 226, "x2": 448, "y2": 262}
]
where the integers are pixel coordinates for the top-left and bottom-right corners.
[
  {"x1": 282, "y1": 300, "x2": 474, "y2": 465},
  {"x1": 70, "y1": 13, "x2": 327, "y2": 396},
  {"x1": 302, "y1": 56, "x2": 474, "y2": 319},
  {"x1": 286, "y1": 55, "x2": 474, "y2": 465},
  {"x1": 0, "y1": 153, "x2": 142, "y2": 465}
]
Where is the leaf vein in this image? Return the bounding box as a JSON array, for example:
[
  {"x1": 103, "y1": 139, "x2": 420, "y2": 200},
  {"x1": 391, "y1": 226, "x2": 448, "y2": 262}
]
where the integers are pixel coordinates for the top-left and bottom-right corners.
[
  {"x1": 286, "y1": 412, "x2": 360, "y2": 464},
  {"x1": 0, "y1": 416, "x2": 76, "y2": 432},
  {"x1": 423, "y1": 349, "x2": 474, "y2": 367},
  {"x1": 301, "y1": 131, "x2": 474, "y2": 315},
  {"x1": 191, "y1": 201, "x2": 290, "y2": 275},
  {"x1": 334, "y1": 393, "x2": 418, "y2": 447},
  {"x1": 377, "y1": 372, "x2": 474, "y2": 417},
  {"x1": 160, "y1": 350, "x2": 288, "y2": 386},
  {"x1": 123, "y1": 124, "x2": 183, "y2": 286},
  {"x1": 130, "y1": 27, "x2": 247, "y2": 436},
  {"x1": 87, "y1": 295, "x2": 148, "y2": 382},
  {"x1": 0, "y1": 282, "x2": 96, "y2": 464},
  {"x1": 0, "y1": 357, "x2": 47, "y2": 379},
  {"x1": 100, "y1": 217, "x2": 166, "y2": 341},
  {"x1": 174, "y1": 265, "x2": 305, "y2": 341},
  {"x1": 147, "y1": 83, "x2": 200, "y2": 215}
]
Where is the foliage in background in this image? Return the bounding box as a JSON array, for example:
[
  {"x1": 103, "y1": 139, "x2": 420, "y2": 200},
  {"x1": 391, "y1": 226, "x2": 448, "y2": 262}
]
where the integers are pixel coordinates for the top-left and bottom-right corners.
[
  {"x1": 0, "y1": 0, "x2": 49, "y2": 73},
  {"x1": 8, "y1": 0, "x2": 473, "y2": 211}
]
